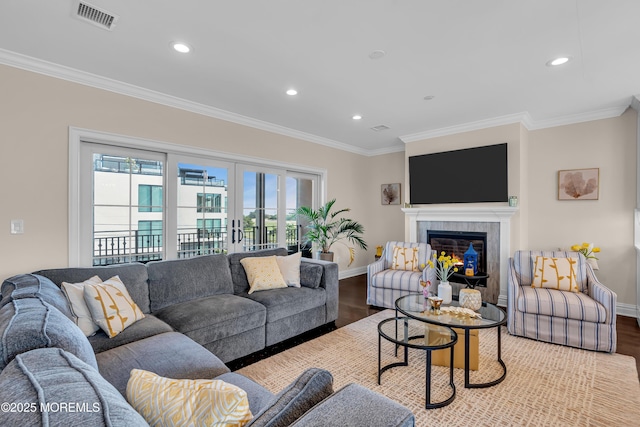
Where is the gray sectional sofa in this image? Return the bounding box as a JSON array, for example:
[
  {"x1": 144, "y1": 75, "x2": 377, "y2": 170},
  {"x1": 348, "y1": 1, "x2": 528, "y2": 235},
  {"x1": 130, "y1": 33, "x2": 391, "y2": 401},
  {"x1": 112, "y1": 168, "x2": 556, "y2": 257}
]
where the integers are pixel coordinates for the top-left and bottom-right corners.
[{"x1": 0, "y1": 247, "x2": 414, "y2": 426}]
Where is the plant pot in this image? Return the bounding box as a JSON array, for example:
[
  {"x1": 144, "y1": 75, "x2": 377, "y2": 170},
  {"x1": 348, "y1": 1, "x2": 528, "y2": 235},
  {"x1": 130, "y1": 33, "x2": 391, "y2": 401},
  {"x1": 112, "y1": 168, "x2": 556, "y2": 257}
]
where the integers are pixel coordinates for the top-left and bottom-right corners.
[{"x1": 316, "y1": 251, "x2": 334, "y2": 262}]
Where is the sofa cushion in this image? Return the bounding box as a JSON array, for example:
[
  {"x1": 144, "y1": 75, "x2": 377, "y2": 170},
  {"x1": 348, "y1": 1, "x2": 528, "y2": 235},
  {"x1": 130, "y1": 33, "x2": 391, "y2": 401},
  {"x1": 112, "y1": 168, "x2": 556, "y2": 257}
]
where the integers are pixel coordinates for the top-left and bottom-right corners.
[
  {"x1": 35, "y1": 263, "x2": 151, "y2": 313},
  {"x1": 88, "y1": 314, "x2": 174, "y2": 354},
  {"x1": 147, "y1": 254, "x2": 234, "y2": 312},
  {"x1": 83, "y1": 276, "x2": 146, "y2": 338},
  {"x1": 127, "y1": 369, "x2": 253, "y2": 426},
  {"x1": 289, "y1": 383, "x2": 415, "y2": 427},
  {"x1": 0, "y1": 298, "x2": 97, "y2": 371},
  {"x1": 243, "y1": 287, "x2": 326, "y2": 323},
  {"x1": 517, "y1": 286, "x2": 607, "y2": 323},
  {"x1": 153, "y1": 294, "x2": 266, "y2": 346},
  {"x1": 96, "y1": 331, "x2": 230, "y2": 396},
  {"x1": 1, "y1": 273, "x2": 73, "y2": 319},
  {"x1": 0, "y1": 348, "x2": 147, "y2": 427},
  {"x1": 229, "y1": 248, "x2": 288, "y2": 294},
  {"x1": 370, "y1": 269, "x2": 422, "y2": 291},
  {"x1": 299, "y1": 262, "x2": 323, "y2": 289},
  {"x1": 248, "y1": 368, "x2": 333, "y2": 427}
]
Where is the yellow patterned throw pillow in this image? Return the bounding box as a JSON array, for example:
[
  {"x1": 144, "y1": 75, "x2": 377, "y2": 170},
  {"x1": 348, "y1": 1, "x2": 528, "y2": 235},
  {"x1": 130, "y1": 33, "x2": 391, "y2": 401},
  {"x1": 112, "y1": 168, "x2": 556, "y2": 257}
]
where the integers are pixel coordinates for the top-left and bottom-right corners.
[
  {"x1": 126, "y1": 369, "x2": 253, "y2": 427},
  {"x1": 531, "y1": 256, "x2": 579, "y2": 292},
  {"x1": 83, "y1": 275, "x2": 145, "y2": 338},
  {"x1": 391, "y1": 246, "x2": 420, "y2": 271},
  {"x1": 240, "y1": 256, "x2": 288, "y2": 294}
]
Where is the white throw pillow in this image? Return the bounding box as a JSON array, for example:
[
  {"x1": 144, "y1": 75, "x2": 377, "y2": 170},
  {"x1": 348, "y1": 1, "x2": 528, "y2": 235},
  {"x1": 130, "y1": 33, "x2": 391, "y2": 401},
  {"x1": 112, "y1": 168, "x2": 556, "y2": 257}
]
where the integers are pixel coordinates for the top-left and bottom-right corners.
[
  {"x1": 276, "y1": 252, "x2": 302, "y2": 287},
  {"x1": 61, "y1": 275, "x2": 103, "y2": 337}
]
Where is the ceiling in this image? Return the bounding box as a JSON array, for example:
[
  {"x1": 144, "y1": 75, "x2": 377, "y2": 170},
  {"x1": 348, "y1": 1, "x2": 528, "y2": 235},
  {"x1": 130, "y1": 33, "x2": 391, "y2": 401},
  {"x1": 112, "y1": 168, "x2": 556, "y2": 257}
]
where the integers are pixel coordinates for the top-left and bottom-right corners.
[{"x1": 2, "y1": 1, "x2": 640, "y2": 155}]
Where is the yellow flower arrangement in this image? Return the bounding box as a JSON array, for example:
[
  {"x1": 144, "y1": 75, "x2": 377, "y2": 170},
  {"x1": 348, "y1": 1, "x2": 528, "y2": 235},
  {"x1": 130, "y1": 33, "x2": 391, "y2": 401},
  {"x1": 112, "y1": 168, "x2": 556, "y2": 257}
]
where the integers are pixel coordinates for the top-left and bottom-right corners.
[
  {"x1": 427, "y1": 251, "x2": 461, "y2": 282},
  {"x1": 570, "y1": 242, "x2": 600, "y2": 260}
]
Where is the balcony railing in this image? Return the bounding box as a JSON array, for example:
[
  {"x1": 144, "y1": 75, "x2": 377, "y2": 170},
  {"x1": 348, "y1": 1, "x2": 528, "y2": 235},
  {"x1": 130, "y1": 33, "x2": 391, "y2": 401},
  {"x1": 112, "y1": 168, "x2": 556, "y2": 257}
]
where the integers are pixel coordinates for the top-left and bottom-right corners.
[{"x1": 93, "y1": 225, "x2": 302, "y2": 266}]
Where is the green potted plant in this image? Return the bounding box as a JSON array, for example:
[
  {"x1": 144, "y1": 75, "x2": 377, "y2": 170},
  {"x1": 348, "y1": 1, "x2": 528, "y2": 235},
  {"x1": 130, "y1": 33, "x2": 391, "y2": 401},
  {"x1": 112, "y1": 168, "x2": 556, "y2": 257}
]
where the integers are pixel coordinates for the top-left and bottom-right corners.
[{"x1": 296, "y1": 199, "x2": 367, "y2": 265}]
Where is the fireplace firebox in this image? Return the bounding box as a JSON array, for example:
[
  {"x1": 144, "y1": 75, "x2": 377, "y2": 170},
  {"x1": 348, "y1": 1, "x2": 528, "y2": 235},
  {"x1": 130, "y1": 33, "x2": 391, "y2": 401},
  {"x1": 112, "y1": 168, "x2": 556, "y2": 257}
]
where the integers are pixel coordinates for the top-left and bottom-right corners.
[{"x1": 427, "y1": 230, "x2": 487, "y2": 287}]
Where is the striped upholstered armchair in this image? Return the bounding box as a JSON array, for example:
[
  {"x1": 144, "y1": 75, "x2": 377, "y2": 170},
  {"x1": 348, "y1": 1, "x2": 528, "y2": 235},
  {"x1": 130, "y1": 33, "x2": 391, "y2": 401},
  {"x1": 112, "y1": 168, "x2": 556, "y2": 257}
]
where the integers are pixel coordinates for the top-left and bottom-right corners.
[
  {"x1": 367, "y1": 241, "x2": 436, "y2": 309},
  {"x1": 507, "y1": 250, "x2": 617, "y2": 353}
]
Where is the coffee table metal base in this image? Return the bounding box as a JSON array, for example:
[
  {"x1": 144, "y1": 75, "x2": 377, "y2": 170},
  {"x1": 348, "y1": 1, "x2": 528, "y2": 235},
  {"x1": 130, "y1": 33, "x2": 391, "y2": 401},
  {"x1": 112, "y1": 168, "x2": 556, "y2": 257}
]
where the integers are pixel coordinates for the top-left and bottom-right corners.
[
  {"x1": 378, "y1": 317, "x2": 456, "y2": 409},
  {"x1": 464, "y1": 326, "x2": 507, "y2": 388}
]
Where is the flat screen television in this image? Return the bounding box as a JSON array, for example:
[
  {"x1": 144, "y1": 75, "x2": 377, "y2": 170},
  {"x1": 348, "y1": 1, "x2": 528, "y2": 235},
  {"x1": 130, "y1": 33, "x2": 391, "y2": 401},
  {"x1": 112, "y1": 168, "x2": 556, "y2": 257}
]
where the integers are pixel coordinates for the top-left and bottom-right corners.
[{"x1": 409, "y1": 143, "x2": 508, "y2": 204}]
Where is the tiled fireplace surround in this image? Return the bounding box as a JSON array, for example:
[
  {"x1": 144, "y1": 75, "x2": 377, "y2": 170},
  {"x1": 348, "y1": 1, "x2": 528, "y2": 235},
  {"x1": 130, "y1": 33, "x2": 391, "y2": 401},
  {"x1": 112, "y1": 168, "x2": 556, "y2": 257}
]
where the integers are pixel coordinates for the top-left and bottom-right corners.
[{"x1": 403, "y1": 206, "x2": 518, "y2": 306}]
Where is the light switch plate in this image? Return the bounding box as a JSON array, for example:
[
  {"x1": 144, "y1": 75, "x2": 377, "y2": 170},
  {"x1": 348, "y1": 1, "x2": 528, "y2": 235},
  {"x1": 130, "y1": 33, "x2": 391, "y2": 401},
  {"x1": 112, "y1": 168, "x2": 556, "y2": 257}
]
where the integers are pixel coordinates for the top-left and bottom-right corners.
[{"x1": 10, "y1": 219, "x2": 24, "y2": 234}]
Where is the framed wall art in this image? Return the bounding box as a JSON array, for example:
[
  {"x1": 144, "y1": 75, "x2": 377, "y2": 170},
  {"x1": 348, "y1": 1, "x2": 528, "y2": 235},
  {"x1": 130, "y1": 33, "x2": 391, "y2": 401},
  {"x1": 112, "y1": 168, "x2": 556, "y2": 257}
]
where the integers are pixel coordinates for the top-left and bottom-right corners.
[
  {"x1": 558, "y1": 168, "x2": 599, "y2": 200},
  {"x1": 381, "y1": 183, "x2": 401, "y2": 205}
]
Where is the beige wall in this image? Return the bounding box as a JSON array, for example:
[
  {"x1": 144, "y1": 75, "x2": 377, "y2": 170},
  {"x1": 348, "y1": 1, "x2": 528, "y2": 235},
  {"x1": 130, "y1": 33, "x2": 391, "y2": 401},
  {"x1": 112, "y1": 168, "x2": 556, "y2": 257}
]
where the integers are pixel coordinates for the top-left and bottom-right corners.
[
  {"x1": 0, "y1": 64, "x2": 404, "y2": 279},
  {"x1": 404, "y1": 111, "x2": 638, "y2": 307},
  {"x1": 1, "y1": 63, "x2": 637, "y2": 308},
  {"x1": 528, "y1": 111, "x2": 637, "y2": 305}
]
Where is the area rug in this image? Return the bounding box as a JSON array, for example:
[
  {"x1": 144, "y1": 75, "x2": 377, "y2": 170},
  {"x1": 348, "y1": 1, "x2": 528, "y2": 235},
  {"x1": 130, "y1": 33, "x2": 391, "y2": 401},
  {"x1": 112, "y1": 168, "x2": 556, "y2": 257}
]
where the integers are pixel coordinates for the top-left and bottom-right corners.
[{"x1": 238, "y1": 310, "x2": 640, "y2": 426}]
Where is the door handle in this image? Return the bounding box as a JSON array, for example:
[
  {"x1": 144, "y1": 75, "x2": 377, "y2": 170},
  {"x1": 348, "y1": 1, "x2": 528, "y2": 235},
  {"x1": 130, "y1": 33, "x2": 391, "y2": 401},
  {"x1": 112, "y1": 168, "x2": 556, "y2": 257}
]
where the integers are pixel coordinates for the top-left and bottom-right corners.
[
  {"x1": 238, "y1": 228, "x2": 243, "y2": 242},
  {"x1": 231, "y1": 220, "x2": 235, "y2": 243}
]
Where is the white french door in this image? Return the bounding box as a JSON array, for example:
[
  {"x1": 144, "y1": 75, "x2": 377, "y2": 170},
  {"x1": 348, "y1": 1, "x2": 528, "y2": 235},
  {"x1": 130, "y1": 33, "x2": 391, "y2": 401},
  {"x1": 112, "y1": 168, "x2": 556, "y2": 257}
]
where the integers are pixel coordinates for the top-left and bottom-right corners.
[{"x1": 72, "y1": 130, "x2": 323, "y2": 266}]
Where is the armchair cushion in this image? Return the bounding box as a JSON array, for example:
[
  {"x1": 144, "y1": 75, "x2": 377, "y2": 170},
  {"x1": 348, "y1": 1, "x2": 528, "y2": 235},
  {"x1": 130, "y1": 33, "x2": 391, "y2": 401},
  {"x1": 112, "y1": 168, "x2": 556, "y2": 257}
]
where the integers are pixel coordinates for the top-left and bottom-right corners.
[
  {"x1": 390, "y1": 246, "x2": 420, "y2": 271},
  {"x1": 531, "y1": 256, "x2": 579, "y2": 292},
  {"x1": 517, "y1": 287, "x2": 607, "y2": 323},
  {"x1": 514, "y1": 250, "x2": 588, "y2": 293}
]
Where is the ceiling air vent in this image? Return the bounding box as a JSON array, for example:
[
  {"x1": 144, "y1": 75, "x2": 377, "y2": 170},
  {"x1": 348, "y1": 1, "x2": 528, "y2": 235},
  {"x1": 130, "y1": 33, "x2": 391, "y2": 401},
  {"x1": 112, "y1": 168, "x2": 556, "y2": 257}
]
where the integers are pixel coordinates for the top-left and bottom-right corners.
[
  {"x1": 370, "y1": 125, "x2": 391, "y2": 132},
  {"x1": 75, "y1": 1, "x2": 119, "y2": 30}
]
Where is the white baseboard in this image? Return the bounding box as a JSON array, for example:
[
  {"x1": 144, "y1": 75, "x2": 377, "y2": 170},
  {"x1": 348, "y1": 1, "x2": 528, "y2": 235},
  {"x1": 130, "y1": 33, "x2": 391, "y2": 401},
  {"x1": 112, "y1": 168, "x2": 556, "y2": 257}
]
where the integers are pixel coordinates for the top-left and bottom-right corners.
[{"x1": 338, "y1": 266, "x2": 367, "y2": 280}]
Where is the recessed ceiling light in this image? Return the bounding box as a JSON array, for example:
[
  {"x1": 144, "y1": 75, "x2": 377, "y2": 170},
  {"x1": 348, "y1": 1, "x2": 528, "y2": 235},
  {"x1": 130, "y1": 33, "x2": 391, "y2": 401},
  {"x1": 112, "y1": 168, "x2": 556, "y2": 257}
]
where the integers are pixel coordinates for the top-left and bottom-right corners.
[
  {"x1": 546, "y1": 56, "x2": 571, "y2": 66},
  {"x1": 286, "y1": 89, "x2": 298, "y2": 96},
  {"x1": 172, "y1": 42, "x2": 191, "y2": 53},
  {"x1": 352, "y1": 115, "x2": 363, "y2": 120},
  {"x1": 369, "y1": 50, "x2": 386, "y2": 60}
]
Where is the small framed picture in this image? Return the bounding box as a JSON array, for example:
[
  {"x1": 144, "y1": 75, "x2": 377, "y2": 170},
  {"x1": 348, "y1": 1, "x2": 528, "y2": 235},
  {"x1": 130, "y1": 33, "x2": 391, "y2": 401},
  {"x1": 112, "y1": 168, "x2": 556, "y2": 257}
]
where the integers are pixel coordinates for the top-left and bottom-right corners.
[
  {"x1": 558, "y1": 168, "x2": 599, "y2": 200},
  {"x1": 381, "y1": 183, "x2": 401, "y2": 205}
]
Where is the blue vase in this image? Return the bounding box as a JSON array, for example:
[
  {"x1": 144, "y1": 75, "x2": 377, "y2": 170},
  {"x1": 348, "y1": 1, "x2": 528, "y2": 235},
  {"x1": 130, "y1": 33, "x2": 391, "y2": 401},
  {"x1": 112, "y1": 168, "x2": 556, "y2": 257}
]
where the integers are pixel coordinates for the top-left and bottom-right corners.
[{"x1": 463, "y1": 243, "x2": 478, "y2": 276}]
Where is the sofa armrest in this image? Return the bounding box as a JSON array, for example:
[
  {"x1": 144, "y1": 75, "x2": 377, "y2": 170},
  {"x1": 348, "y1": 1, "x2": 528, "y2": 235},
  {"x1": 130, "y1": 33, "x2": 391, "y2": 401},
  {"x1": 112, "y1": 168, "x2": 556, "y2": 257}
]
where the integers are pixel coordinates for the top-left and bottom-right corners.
[
  {"x1": 291, "y1": 383, "x2": 415, "y2": 427},
  {"x1": 367, "y1": 257, "x2": 386, "y2": 275},
  {"x1": 507, "y1": 258, "x2": 522, "y2": 333},
  {"x1": 586, "y1": 266, "x2": 617, "y2": 324},
  {"x1": 300, "y1": 258, "x2": 339, "y2": 322}
]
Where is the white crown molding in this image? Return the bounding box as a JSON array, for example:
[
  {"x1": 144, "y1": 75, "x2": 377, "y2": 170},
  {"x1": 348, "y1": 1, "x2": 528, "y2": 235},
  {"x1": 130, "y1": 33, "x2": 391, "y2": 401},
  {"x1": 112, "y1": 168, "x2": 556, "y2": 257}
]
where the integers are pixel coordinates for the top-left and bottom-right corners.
[
  {"x1": 526, "y1": 105, "x2": 629, "y2": 130},
  {"x1": 400, "y1": 104, "x2": 630, "y2": 143},
  {"x1": 0, "y1": 48, "x2": 371, "y2": 156},
  {"x1": 630, "y1": 95, "x2": 640, "y2": 112},
  {"x1": 400, "y1": 112, "x2": 532, "y2": 143}
]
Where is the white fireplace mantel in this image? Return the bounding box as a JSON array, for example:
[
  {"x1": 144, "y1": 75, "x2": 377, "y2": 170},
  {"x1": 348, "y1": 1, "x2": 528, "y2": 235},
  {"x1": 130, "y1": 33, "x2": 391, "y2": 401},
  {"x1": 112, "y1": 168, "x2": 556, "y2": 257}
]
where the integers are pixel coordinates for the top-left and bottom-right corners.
[{"x1": 403, "y1": 206, "x2": 518, "y2": 306}]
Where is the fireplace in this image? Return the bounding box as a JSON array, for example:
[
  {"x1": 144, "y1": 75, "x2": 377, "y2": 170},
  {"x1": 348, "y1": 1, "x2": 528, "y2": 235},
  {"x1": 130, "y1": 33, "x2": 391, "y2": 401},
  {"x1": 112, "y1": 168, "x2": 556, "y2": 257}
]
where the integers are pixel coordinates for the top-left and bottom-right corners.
[
  {"x1": 403, "y1": 206, "x2": 518, "y2": 306},
  {"x1": 427, "y1": 230, "x2": 487, "y2": 286}
]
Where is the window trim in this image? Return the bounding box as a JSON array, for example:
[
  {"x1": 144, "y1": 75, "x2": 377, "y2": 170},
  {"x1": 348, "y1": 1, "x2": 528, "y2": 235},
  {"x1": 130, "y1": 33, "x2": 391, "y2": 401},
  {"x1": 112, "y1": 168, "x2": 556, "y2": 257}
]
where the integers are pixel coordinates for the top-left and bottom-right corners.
[{"x1": 69, "y1": 127, "x2": 327, "y2": 267}]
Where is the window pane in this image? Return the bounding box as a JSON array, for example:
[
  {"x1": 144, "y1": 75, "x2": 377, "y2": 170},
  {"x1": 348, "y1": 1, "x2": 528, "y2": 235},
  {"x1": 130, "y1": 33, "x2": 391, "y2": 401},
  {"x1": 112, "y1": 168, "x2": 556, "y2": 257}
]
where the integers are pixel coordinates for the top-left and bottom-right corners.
[
  {"x1": 177, "y1": 163, "x2": 228, "y2": 257},
  {"x1": 93, "y1": 153, "x2": 164, "y2": 265},
  {"x1": 287, "y1": 176, "x2": 314, "y2": 256}
]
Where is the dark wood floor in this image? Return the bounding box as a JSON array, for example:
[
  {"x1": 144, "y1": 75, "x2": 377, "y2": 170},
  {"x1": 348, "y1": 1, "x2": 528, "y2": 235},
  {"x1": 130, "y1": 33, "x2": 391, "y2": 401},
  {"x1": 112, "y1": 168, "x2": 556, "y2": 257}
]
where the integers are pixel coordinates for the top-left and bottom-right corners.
[
  {"x1": 339, "y1": 274, "x2": 640, "y2": 377},
  {"x1": 230, "y1": 274, "x2": 640, "y2": 376}
]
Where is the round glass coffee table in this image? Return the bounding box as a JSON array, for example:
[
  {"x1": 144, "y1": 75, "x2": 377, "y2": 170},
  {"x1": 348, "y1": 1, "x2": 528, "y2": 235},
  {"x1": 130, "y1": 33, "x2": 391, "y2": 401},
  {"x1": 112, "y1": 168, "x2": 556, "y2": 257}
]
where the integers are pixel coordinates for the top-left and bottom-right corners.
[
  {"x1": 378, "y1": 316, "x2": 457, "y2": 409},
  {"x1": 395, "y1": 294, "x2": 507, "y2": 389}
]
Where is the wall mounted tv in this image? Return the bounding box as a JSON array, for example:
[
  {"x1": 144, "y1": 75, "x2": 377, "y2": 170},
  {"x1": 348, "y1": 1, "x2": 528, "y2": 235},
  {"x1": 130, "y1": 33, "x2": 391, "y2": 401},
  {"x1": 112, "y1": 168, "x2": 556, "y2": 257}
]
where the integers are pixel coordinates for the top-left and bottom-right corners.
[{"x1": 409, "y1": 143, "x2": 508, "y2": 204}]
